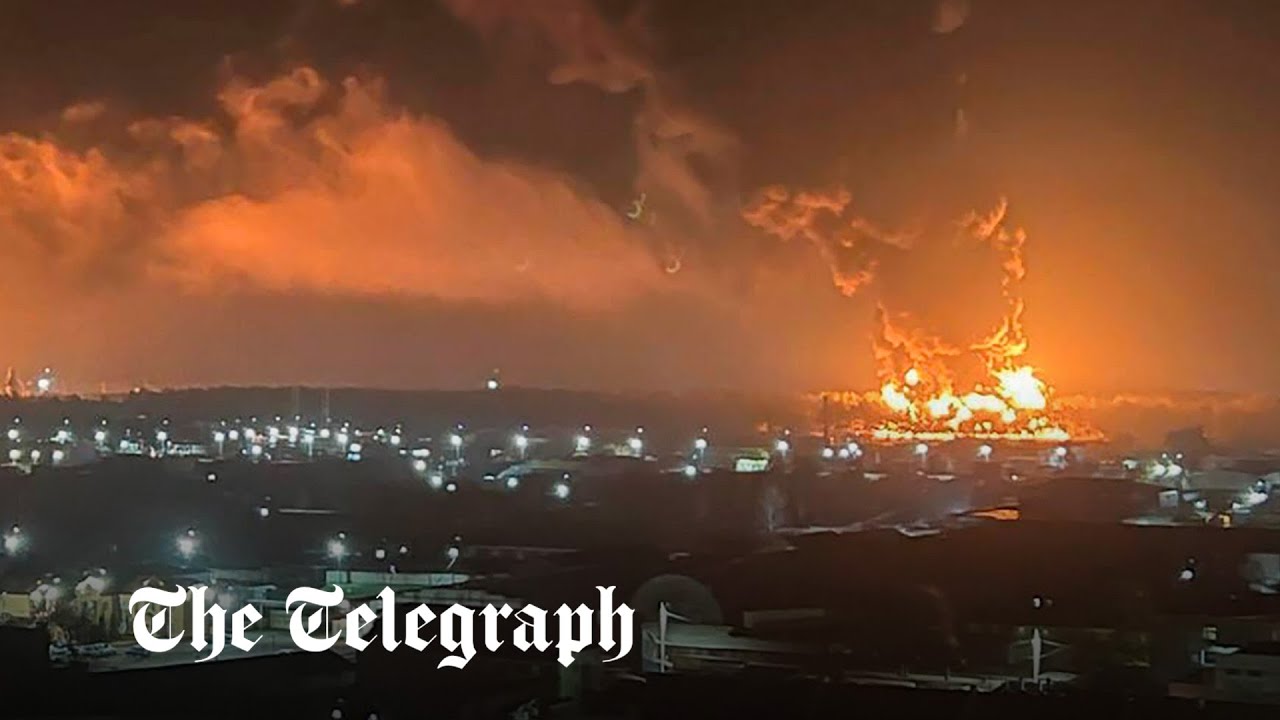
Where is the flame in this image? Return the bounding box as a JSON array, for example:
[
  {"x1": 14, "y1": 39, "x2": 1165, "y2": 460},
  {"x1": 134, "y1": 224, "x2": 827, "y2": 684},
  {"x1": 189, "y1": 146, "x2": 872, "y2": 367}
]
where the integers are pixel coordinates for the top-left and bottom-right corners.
[{"x1": 860, "y1": 198, "x2": 1099, "y2": 443}]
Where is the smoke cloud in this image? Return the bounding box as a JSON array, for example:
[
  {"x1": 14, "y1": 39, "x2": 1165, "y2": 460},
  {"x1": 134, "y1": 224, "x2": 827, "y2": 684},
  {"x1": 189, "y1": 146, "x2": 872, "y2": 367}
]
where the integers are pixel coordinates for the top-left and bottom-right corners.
[
  {"x1": 440, "y1": 0, "x2": 737, "y2": 250},
  {"x1": 0, "y1": 66, "x2": 671, "y2": 309}
]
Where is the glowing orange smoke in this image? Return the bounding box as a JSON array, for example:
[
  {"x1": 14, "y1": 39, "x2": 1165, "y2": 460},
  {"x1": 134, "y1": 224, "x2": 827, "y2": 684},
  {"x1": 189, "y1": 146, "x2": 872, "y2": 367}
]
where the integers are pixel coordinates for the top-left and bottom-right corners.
[
  {"x1": 867, "y1": 199, "x2": 1098, "y2": 442},
  {"x1": 755, "y1": 189, "x2": 1101, "y2": 443}
]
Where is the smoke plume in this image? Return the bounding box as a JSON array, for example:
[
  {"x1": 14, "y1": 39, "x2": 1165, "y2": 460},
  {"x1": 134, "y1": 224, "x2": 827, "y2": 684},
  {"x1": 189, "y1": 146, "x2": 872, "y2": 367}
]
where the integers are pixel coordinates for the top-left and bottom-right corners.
[
  {"x1": 0, "y1": 67, "x2": 670, "y2": 309},
  {"x1": 440, "y1": 0, "x2": 737, "y2": 248}
]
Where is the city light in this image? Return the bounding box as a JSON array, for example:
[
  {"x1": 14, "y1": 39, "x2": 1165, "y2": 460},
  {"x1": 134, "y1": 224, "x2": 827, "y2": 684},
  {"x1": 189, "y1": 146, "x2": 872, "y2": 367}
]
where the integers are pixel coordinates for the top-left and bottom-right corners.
[
  {"x1": 552, "y1": 480, "x2": 571, "y2": 500},
  {"x1": 3, "y1": 526, "x2": 25, "y2": 555},
  {"x1": 51, "y1": 449, "x2": 65, "y2": 464},
  {"x1": 627, "y1": 437, "x2": 643, "y2": 454},
  {"x1": 176, "y1": 529, "x2": 200, "y2": 560},
  {"x1": 449, "y1": 433, "x2": 463, "y2": 448},
  {"x1": 575, "y1": 435, "x2": 591, "y2": 453},
  {"x1": 683, "y1": 464, "x2": 698, "y2": 479},
  {"x1": 54, "y1": 429, "x2": 69, "y2": 443},
  {"x1": 821, "y1": 447, "x2": 835, "y2": 459},
  {"x1": 428, "y1": 473, "x2": 444, "y2": 490},
  {"x1": 156, "y1": 430, "x2": 169, "y2": 444},
  {"x1": 977, "y1": 444, "x2": 993, "y2": 460},
  {"x1": 514, "y1": 433, "x2": 528, "y2": 450},
  {"x1": 327, "y1": 537, "x2": 349, "y2": 561},
  {"x1": 5, "y1": 427, "x2": 16, "y2": 441},
  {"x1": 775, "y1": 439, "x2": 790, "y2": 454},
  {"x1": 412, "y1": 458, "x2": 427, "y2": 472},
  {"x1": 94, "y1": 429, "x2": 108, "y2": 444},
  {"x1": 506, "y1": 476, "x2": 520, "y2": 490},
  {"x1": 694, "y1": 437, "x2": 708, "y2": 452}
]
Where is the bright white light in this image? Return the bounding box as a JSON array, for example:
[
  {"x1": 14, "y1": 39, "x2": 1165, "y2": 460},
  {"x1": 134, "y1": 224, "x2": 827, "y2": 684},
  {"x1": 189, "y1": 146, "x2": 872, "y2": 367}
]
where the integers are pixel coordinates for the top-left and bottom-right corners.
[
  {"x1": 228, "y1": 429, "x2": 240, "y2": 441},
  {"x1": 428, "y1": 473, "x2": 444, "y2": 489},
  {"x1": 449, "y1": 433, "x2": 463, "y2": 448},
  {"x1": 838, "y1": 448, "x2": 850, "y2": 459},
  {"x1": 249, "y1": 444, "x2": 263, "y2": 458},
  {"x1": 552, "y1": 481, "x2": 571, "y2": 500},
  {"x1": 267, "y1": 426, "x2": 280, "y2": 441},
  {"x1": 389, "y1": 434, "x2": 401, "y2": 446},
  {"x1": 506, "y1": 476, "x2": 520, "y2": 490},
  {"x1": 94, "y1": 429, "x2": 108, "y2": 444},
  {"x1": 1179, "y1": 568, "x2": 1195, "y2": 582},
  {"x1": 627, "y1": 437, "x2": 643, "y2": 453},
  {"x1": 244, "y1": 429, "x2": 257, "y2": 441},
  {"x1": 411, "y1": 448, "x2": 430, "y2": 458},
  {"x1": 258, "y1": 506, "x2": 270, "y2": 518},
  {"x1": 54, "y1": 430, "x2": 69, "y2": 443},
  {"x1": 5, "y1": 428, "x2": 17, "y2": 441},
  {"x1": 513, "y1": 434, "x2": 528, "y2": 450},
  {"x1": 326, "y1": 539, "x2": 348, "y2": 561},
  {"x1": 914, "y1": 442, "x2": 929, "y2": 457},
  {"x1": 335, "y1": 432, "x2": 348, "y2": 447},
  {"x1": 694, "y1": 438, "x2": 708, "y2": 451},
  {"x1": 29, "y1": 450, "x2": 40, "y2": 462},
  {"x1": 775, "y1": 439, "x2": 790, "y2": 454},
  {"x1": 205, "y1": 472, "x2": 217, "y2": 482},
  {"x1": 412, "y1": 459, "x2": 427, "y2": 473},
  {"x1": 575, "y1": 435, "x2": 591, "y2": 453},
  {"x1": 7, "y1": 449, "x2": 20, "y2": 462},
  {"x1": 486, "y1": 378, "x2": 500, "y2": 391},
  {"x1": 977, "y1": 444, "x2": 993, "y2": 459},
  {"x1": 445, "y1": 481, "x2": 458, "y2": 493},
  {"x1": 683, "y1": 464, "x2": 698, "y2": 479},
  {"x1": 3, "y1": 529, "x2": 25, "y2": 555},
  {"x1": 288, "y1": 426, "x2": 300, "y2": 443},
  {"x1": 319, "y1": 428, "x2": 332, "y2": 440},
  {"x1": 1166, "y1": 463, "x2": 1184, "y2": 478},
  {"x1": 348, "y1": 442, "x2": 363, "y2": 454},
  {"x1": 51, "y1": 449, "x2": 65, "y2": 463},
  {"x1": 155, "y1": 430, "x2": 169, "y2": 443},
  {"x1": 847, "y1": 442, "x2": 861, "y2": 457},
  {"x1": 176, "y1": 533, "x2": 199, "y2": 559},
  {"x1": 1054, "y1": 446, "x2": 1068, "y2": 458},
  {"x1": 374, "y1": 548, "x2": 386, "y2": 561},
  {"x1": 821, "y1": 447, "x2": 835, "y2": 460}
]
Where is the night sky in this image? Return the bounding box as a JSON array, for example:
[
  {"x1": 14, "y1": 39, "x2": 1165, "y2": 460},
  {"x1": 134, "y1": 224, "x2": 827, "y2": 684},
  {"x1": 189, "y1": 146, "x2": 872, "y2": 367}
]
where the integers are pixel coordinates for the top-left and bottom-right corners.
[{"x1": 0, "y1": 0, "x2": 1276, "y2": 394}]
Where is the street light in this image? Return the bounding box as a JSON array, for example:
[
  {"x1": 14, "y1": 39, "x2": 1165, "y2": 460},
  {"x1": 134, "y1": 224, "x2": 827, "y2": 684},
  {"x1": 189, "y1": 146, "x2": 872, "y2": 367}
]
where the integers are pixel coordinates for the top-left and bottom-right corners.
[
  {"x1": 694, "y1": 437, "x2": 708, "y2": 452},
  {"x1": 627, "y1": 437, "x2": 643, "y2": 455},
  {"x1": 3, "y1": 525, "x2": 26, "y2": 555},
  {"x1": 574, "y1": 435, "x2": 591, "y2": 454},
  {"x1": 327, "y1": 538, "x2": 348, "y2": 561},
  {"x1": 513, "y1": 433, "x2": 528, "y2": 458},
  {"x1": 775, "y1": 439, "x2": 790, "y2": 455},
  {"x1": 176, "y1": 529, "x2": 199, "y2": 560},
  {"x1": 552, "y1": 480, "x2": 571, "y2": 500}
]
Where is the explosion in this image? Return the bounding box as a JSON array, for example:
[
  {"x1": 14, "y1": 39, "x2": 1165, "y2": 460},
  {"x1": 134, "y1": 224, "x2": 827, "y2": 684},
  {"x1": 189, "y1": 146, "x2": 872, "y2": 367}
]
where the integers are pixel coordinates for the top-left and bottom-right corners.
[{"x1": 747, "y1": 190, "x2": 1100, "y2": 443}]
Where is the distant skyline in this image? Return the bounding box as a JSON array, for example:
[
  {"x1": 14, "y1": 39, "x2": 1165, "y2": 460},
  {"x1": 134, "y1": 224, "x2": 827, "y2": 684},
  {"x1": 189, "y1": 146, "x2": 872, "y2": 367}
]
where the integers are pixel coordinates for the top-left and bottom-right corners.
[{"x1": 0, "y1": 0, "x2": 1277, "y2": 394}]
